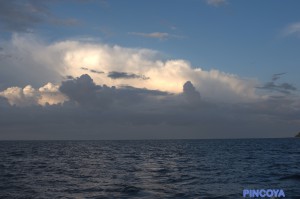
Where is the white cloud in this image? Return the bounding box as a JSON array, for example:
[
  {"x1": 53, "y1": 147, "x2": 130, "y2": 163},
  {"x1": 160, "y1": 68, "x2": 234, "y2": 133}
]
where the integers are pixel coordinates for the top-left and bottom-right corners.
[
  {"x1": 0, "y1": 32, "x2": 299, "y2": 139},
  {"x1": 0, "y1": 34, "x2": 63, "y2": 88},
  {"x1": 283, "y1": 22, "x2": 300, "y2": 37},
  {"x1": 0, "y1": 34, "x2": 260, "y2": 104},
  {"x1": 206, "y1": 0, "x2": 227, "y2": 7},
  {"x1": 0, "y1": 83, "x2": 67, "y2": 106},
  {"x1": 129, "y1": 32, "x2": 171, "y2": 40},
  {"x1": 0, "y1": 86, "x2": 37, "y2": 107}
]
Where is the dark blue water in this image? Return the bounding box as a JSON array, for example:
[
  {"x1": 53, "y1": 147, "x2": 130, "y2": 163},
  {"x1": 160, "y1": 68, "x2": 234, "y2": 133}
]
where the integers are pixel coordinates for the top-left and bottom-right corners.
[{"x1": 0, "y1": 139, "x2": 299, "y2": 199}]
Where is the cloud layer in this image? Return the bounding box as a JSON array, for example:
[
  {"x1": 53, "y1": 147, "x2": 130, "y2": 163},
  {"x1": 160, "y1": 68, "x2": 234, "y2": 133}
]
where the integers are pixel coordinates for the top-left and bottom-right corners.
[
  {"x1": 1, "y1": 73, "x2": 299, "y2": 139},
  {"x1": 0, "y1": 34, "x2": 260, "y2": 103},
  {"x1": 0, "y1": 35, "x2": 299, "y2": 139}
]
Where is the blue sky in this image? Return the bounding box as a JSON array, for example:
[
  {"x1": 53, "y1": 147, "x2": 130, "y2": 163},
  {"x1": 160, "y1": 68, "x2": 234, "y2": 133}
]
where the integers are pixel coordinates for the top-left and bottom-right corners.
[
  {"x1": 24, "y1": 0, "x2": 299, "y2": 86},
  {"x1": 1, "y1": 0, "x2": 300, "y2": 139},
  {"x1": 2, "y1": 0, "x2": 300, "y2": 83}
]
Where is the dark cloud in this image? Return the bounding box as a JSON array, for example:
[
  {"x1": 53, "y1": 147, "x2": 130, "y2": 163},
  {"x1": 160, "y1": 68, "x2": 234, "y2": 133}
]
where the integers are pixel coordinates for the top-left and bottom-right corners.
[
  {"x1": 183, "y1": 81, "x2": 201, "y2": 103},
  {"x1": 108, "y1": 71, "x2": 149, "y2": 80},
  {"x1": 90, "y1": 69, "x2": 104, "y2": 74},
  {"x1": 59, "y1": 74, "x2": 106, "y2": 107},
  {"x1": 0, "y1": 0, "x2": 79, "y2": 32},
  {"x1": 272, "y1": 72, "x2": 286, "y2": 81},
  {"x1": 80, "y1": 67, "x2": 104, "y2": 74},
  {"x1": 1, "y1": 74, "x2": 300, "y2": 139},
  {"x1": 119, "y1": 85, "x2": 169, "y2": 96},
  {"x1": 0, "y1": 0, "x2": 46, "y2": 32},
  {"x1": 65, "y1": 75, "x2": 74, "y2": 80},
  {"x1": 59, "y1": 74, "x2": 165, "y2": 108},
  {"x1": 258, "y1": 82, "x2": 296, "y2": 94},
  {"x1": 257, "y1": 73, "x2": 297, "y2": 94}
]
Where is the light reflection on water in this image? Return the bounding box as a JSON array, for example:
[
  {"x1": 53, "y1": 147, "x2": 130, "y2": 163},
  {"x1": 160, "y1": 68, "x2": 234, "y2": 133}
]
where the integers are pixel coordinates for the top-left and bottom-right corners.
[{"x1": 0, "y1": 139, "x2": 299, "y2": 198}]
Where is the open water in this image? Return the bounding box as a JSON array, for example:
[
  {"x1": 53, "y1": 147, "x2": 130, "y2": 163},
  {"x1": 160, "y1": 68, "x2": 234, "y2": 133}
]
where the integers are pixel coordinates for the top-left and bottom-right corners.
[{"x1": 0, "y1": 138, "x2": 299, "y2": 198}]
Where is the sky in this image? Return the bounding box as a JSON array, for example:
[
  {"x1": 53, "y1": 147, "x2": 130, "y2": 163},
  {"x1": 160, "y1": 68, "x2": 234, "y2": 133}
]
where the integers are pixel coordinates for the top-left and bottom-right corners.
[{"x1": 0, "y1": 0, "x2": 300, "y2": 139}]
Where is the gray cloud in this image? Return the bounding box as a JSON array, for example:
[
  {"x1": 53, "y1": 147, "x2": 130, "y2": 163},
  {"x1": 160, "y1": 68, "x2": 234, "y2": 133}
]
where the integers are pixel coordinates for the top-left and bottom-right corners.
[
  {"x1": 206, "y1": 0, "x2": 227, "y2": 7},
  {"x1": 59, "y1": 74, "x2": 105, "y2": 107},
  {"x1": 90, "y1": 69, "x2": 104, "y2": 74},
  {"x1": 128, "y1": 32, "x2": 183, "y2": 40},
  {"x1": 0, "y1": 0, "x2": 79, "y2": 32},
  {"x1": 129, "y1": 32, "x2": 170, "y2": 39},
  {"x1": 59, "y1": 74, "x2": 165, "y2": 108},
  {"x1": 271, "y1": 72, "x2": 286, "y2": 81},
  {"x1": 283, "y1": 22, "x2": 300, "y2": 38},
  {"x1": 1, "y1": 74, "x2": 300, "y2": 139},
  {"x1": 257, "y1": 73, "x2": 297, "y2": 94},
  {"x1": 0, "y1": 36, "x2": 62, "y2": 89},
  {"x1": 183, "y1": 81, "x2": 201, "y2": 103},
  {"x1": 0, "y1": 0, "x2": 45, "y2": 32},
  {"x1": 108, "y1": 71, "x2": 149, "y2": 80},
  {"x1": 80, "y1": 67, "x2": 104, "y2": 74}
]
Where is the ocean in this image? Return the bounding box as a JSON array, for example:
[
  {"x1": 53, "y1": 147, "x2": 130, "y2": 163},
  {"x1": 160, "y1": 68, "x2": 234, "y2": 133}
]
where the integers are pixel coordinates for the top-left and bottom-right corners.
[{"x1": 0, "y1": 139, "x2": 299, "y2": 198}]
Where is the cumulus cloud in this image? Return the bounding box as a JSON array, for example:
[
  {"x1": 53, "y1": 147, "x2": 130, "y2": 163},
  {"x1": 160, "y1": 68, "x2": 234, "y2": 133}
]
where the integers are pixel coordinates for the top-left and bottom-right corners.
[
  {"x1": 206, "y1": 0, "x2": 227, "y2": 7},
  {"x1": 59, "y1": 74, "x2": 105, "y2": 107},
  {"x1": 182, "y1": 81, "x2": 201, "y2": 103},
  {"x1": 1, "y1": 74, "x2": 299, "y2": 139},
  {"x1": 38, "y1": 83, "x2": 68, "y2": 106},
  {"x1": 0, "y1": 82, "x2": 67, "y2": 107},
  {"x1": 0, "y1": 86, "x2": 37, "y2": 107},
  {"x1": 59, "y1": 74, "x2": 169, "y2": 108},
  {"x1": 0, "y1": 34, "x2": 259, "y2": 103},
  {"x1": 0, "y1": 34, "x2": 63, "y2": 88}
]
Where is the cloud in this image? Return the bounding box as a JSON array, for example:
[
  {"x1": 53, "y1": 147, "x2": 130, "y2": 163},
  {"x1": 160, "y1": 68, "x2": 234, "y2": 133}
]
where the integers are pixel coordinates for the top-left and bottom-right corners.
[
  {"x1": 59, "y1": 74, "x2": 105, "y2": 107},
  {"x1": 257, "y1": 73, "x2": 297, "y2": 95},
  {"x1": 182, "y1": 81, "x2": 201, "y2": 103},
  {"x1": 108, "y1": 71, "x2": 149, "y2": 80},
  {"x1": 59, "y1": 74, "x2": 168, "y2": 108},
  {"x1": 1, "y1": 74, "x2": 300, "y2": 139},
  {"x1": 129, "y1": 32, "x2": 177, "y2": 40},
  {"x1": 90, "y1": 69, "x2": 104, "y2": 74},
  {"x1": 206, "y1": 0, "x2": 227, "y2": 7},
  {"x1": 0, "y1": 34, "x2": 260, "y2": 103},
  {"x1": 272, "y1": 72, "x2": 286, "y2": 81},
  {"x1": 283, "y1": 22, "x2": 300, "y2": 38},
  {"x1": 258, "y1": 82, "x2": 296, "y2": 94},
  {"x1": 38, "y1": 82, "x2": 68, "y2": 106},
  {"x1": 0, "y1": 83, "x2": 67, "y2": 107},
  {"x1": 0, "y1": 0, "x2": 45, "y2": 32},
  {"x1": 0, "y1": 0, "x2": 79, "y2": 32},
  {"x1": 0, "y1": 36, "x2": 299, "y2": 139},
  {"x1": 80, "y1": 67, "x2": 104, "y2": 74}
]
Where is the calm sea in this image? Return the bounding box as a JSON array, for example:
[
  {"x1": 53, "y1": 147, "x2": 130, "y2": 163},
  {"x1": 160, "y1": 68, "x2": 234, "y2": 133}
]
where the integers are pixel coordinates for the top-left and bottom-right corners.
[{"x1": 0, "y1": 139, "x2": 299, "y2": 198}]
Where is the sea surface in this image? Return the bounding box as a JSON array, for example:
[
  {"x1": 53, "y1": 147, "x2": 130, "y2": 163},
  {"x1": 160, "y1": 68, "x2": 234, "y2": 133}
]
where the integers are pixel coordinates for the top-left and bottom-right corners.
[{"x1": 0, "y1": 139, "x2": 299, "y2": 199}]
